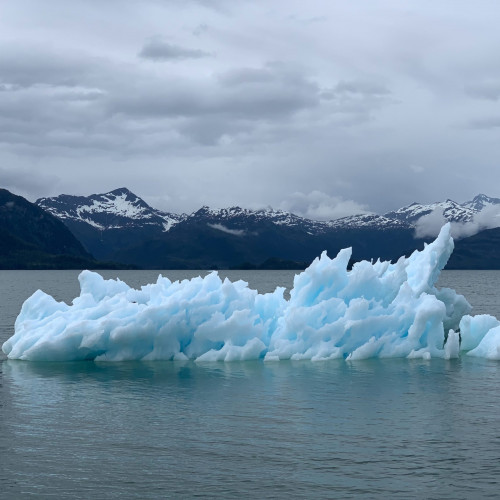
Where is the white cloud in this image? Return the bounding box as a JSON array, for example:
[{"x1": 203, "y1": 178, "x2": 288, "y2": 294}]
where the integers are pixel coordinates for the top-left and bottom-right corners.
[
  {"x1": 415, "y1": 206, "x2": 500, "y2": 240},
  {"x1": 280, "y1": 191, "x2": 371, "y2": 221},
  {"x1": 208, "y1": 223, "x2": 245, "y2": 236},
  {"x1": 414, "y1": 208, "x2": 447, "y2": 238}
]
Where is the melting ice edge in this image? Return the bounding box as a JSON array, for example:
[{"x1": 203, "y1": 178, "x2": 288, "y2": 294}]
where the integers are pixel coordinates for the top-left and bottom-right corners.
[{"x1": 3, "y1": 224, "x2": 500, "y2": 362}]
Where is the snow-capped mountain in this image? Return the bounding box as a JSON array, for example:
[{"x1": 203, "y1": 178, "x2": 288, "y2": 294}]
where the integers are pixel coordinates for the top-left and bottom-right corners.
[
  {"x1": 188, "y1": 205, "x2": 331, "y2": 235},
  {"x1": 384, "y1": 199, "x2": 476, "y2": 224},
  {"x1": 35, "y1": 188, "x2": 187, "y2": 261},
  {"x1": 327, "y1": 214, "x2": 411, "y2": 230},
  {"x1": 36, "y1": 187, "x2": 184, "y2": 231},
  {"x1": 34, "y1": 188, "x2": 500, "y2": 269},
  {"x1": 462, "y1": 194, "x2": 500, "y2": 212},
  {"x1": 40, "y1": 188, "x2": 498, "y2": 237}
]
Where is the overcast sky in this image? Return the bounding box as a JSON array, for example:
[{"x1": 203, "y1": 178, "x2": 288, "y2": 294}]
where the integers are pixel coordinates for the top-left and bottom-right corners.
[{"x1": 1, "y1": 0, "x2": 500, "y2": 218}]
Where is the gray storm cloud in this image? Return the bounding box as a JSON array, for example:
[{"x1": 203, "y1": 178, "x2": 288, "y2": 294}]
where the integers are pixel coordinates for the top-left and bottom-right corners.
[{"x1": 138, "y1": 39, "x2": 211, "y2": 61}]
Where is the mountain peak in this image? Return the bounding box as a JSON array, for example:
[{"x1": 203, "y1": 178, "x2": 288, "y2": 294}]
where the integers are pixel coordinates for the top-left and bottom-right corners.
[
  {"x1": 462, "y1": 193, "x2": 500, "y2": 212},
  {"x1": 195, "y1": 205, "x2": 212, "y2": 214},
  {"x1": 36, "y1": 188, "x2": 184, "y2": 232},
  {"x1": 384, "y1": 198, "x2": 474, "y2": 223},
  {"x1": 473, "y1": 193, "x2": 489, "y2": 200},
  {"x1": 106, "y1": 187, "x2": 133, "y2": 197}
]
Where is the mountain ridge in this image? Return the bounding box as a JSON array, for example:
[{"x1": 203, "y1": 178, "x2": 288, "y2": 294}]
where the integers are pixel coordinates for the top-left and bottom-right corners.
[
  {"x1": 36, "y1": 189, "x2": 500, "y2": 234},
  {"x1": 34, "y1": 189, "x2": 500, "y2": 269},
  {"x1": 37, "y1": 187, "x2": 184, "y2": 231}
]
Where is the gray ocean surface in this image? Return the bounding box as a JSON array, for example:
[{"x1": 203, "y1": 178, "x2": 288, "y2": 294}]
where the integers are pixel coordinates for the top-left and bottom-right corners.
[{"x1": 1, "y1": 269, "x2": 500, "y2": 499}]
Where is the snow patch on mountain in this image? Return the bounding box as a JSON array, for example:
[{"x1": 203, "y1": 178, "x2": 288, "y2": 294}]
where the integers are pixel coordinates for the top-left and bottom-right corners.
[
  {"x1": 328, "y1": 214, "x2": 411, "y2": 230},
  {"x1": 76, "y1": 192, "x2": 151, "y2": 219},
  {"x1": 190, "y1": 205, "x2": 330, "y2": 233},
  {"x1": 385, "y1": 199, "x2": 475, "y2": 224},
  {"x1": 37, "y1": 188, "x2": 184, "y2": 232}
]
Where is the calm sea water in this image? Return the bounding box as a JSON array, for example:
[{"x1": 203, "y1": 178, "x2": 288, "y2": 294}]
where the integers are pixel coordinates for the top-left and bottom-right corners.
[{"x1": 1, "y1": 270, "x2": 500, "y2": 499}]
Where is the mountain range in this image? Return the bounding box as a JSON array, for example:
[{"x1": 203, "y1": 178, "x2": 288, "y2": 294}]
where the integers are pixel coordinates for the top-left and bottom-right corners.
[{"x1": 33, "y1": 188, "x2": 500, "y2": 269}]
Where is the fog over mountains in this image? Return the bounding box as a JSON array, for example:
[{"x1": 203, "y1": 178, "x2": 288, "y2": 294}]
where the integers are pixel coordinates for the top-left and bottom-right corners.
[{"x1": 34, "y1": 188, "x2": 500, "y2": 269}]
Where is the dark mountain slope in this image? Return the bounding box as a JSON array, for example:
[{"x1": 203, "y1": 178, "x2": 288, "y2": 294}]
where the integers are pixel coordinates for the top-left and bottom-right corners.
[
  {"x1": 0, "y1": 188, "x2": 91, "y2": 257},
  {"x1": 448, "y1": 227, "x2": 500, "y2": 269},
  {"x1": 114, "y1": 217, "x2": 424, "y2": 269},
  {"x1": 0, "y1": 188, "x2": 129, "y2": 269}
]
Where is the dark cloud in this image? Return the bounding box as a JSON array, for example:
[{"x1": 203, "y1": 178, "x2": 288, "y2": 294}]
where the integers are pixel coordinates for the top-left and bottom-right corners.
[
  {"x1": 334, "y1": 80, "x2": 390, "y2": 96},
  {"x1": 138, "y1": 39, "x2": 211, "y2": 61},
  {"x1": 193, "y1": 23, "x2": 209, "y2": 37},
  {"x1": 104, "y1": 62, "x2": 324, "y2": 145},
  {"x1": 178, "y1": 117, "x2": 252, "y2": 146},
  {"x1": 0, "y1": 51, "x2": 324, "y2": 154},
  {"x1": 54, "y1": 89, "x2": 105, "y2": 101},
  {"x1": 0, "y1": 48, "x2": 98, "y2": 88},
  {"x1": 110, "y1": 62, "x2": 320, "y2": 121},
  {"x1": 1, "y1": 0, "x2": 500, "y2": 215},
  {"x1": 467, "y1": 117, "x2": 500, "y2": 129},
  {"x1": 465, "y1": 81, "x2": 500, "y2": 101}
]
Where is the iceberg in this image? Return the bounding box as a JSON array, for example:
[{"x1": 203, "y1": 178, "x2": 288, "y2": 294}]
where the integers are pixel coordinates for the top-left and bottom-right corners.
[{"x1": 4, "y1": 223, "x2": 497, "y2": 362}]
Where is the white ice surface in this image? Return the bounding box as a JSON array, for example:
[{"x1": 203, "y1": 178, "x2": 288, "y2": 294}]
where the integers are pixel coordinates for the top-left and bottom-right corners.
[
  {"x1": 459, "y1": 314, "x2": 500, "y2": 359},
  {"x1": 5, "y1": 223, "x2": 496, "y2": 363}
]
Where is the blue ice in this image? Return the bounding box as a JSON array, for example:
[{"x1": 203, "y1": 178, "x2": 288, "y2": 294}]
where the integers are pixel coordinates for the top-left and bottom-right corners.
[{"x1": 3, "y1": 224, "x2": 498, "y2": 362}]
